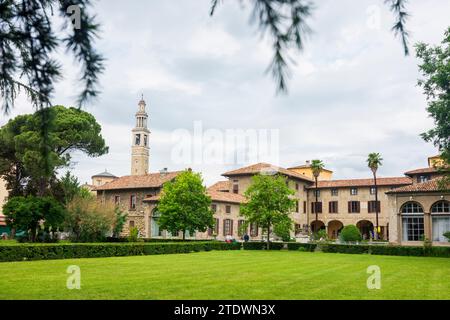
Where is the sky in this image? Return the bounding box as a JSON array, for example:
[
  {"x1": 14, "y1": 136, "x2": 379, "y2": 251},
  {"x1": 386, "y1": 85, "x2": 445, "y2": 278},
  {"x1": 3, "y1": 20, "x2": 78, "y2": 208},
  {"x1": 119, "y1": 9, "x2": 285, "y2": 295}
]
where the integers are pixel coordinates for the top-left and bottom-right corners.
[{"x1": 1, "y1": 0, "x2": 449, "y2": 186}]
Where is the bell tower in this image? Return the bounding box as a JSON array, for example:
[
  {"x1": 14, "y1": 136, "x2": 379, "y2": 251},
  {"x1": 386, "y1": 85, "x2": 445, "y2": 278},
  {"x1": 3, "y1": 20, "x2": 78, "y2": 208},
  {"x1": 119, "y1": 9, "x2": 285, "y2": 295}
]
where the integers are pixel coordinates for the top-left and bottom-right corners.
[{"x1": 131, "y1": 96, "x2": 150, "y2": 175}]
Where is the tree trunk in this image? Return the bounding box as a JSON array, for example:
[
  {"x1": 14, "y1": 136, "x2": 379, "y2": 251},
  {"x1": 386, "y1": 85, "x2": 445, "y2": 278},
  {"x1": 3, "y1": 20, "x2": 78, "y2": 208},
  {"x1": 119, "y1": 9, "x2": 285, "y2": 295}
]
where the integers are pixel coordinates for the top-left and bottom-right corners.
[
  {"x1": 267, "y1": 224, "x2": 270, "y2": 250},
  {"x1": 373, "y1": 171, "x2": 379, "y2": 240},
  {"x1": 183, "y1": 230, "x2": 186, "y2": 241},
  {"x1": 315, "y1": 177, "x2": 318, "y2": 230}
]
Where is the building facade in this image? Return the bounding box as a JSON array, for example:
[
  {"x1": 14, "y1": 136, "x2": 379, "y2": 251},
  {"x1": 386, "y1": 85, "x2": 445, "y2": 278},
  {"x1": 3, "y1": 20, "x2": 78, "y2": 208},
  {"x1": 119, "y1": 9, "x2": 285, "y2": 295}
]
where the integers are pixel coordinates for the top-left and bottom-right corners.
[{"x1": 93, "y1": 98, "x2": 450, "y2": 245}]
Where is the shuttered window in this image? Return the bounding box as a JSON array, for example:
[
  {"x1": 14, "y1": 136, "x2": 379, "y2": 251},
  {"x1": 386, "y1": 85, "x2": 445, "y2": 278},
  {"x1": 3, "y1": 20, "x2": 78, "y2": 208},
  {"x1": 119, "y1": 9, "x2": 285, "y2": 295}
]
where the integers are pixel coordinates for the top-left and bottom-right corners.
[{"x1": 348, "y1": 201, "x2": 360, "y2": 213}]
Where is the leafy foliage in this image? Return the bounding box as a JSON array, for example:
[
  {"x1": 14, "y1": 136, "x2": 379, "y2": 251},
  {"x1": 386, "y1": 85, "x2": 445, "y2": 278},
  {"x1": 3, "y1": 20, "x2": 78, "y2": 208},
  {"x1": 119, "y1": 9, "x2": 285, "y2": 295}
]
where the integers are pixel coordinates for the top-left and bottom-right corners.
[
  {"x1": 0, "y1": 105, "x2": 108, "y2": 195},
  {"x1": 0, "y1": 0, "x2": 104, "y2": 113},
  {"x1": 211, "y1": 0, "x2": 410, "y2": 92},
  {"x1": 240, "y1": 174, "x2": 296, "y2": 248},
  {"x1": 339, "y1": 225, "x2": 362, "y2": 242},
  {"x1": 416, "y1": 27, "x2": 450, "y2": 188},
  {"x1": 367, "y1": 153, "x2": 383, "y2": 174},
  {"x1": 2, "y1": 196, "x2": 66, "y2": 242},
  {"x1": 65, "y1": 194, "x2": 116, "y2": 242},
  {"x1": 157, "y1": 170, "x2": 214, "y2": 240}
]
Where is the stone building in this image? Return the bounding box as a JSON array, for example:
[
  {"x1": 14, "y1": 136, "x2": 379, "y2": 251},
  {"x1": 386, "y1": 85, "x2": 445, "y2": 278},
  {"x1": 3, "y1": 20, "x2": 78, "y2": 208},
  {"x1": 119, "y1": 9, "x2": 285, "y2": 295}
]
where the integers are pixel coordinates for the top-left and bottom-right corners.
[
  {"x1": 0, "y1": 178, "x2": 8, "y2": 235},
  {"x1": 93, "y1": 98, "x2": 449, "y2": 244}
]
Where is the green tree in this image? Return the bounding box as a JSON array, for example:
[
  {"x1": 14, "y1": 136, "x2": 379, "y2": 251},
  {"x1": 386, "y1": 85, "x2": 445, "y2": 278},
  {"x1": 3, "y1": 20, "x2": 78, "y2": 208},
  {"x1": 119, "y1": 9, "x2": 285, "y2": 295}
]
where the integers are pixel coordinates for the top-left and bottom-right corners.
[
  {"x1": 3, "y1": 196, "x2": 66, "y2": 242},
  {"x1": 0, "y1": 105, "x2": 108, "y2": 195},
  {"x1": 339, "y1": 225, "x2": 362, "y2": 243},
  {"x1": 113, "y1": 207, "x2": 128, "y2": 238},
  {"x1": 240, "y1": 174, "x2": 296, "y2": 249},
  {"x1": 310, "y1": 159, "x2": 324, "y2": 230},
  {"x1": 157, "y1": 170, "x2": 214, "y2": 240},
  {"x1": 367, "y1": 152, "x2": 383, "y2": 239},
  {"x1": 416, "y1": 27, "x2": 450, "y2": 188}
]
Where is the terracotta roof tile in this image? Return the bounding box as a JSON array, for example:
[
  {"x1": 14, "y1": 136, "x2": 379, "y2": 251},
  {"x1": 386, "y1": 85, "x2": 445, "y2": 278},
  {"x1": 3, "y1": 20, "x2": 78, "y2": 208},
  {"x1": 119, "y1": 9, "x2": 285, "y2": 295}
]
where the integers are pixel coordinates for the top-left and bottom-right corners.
[
  {"x1": 207, "y1": 190, "x2": 247, "y2": 204},
  {"x1": 222, "y1": 163, "x2": 314, "y2": 182},
  {"x1": 404, "y1": 167, "x2": 448, "y2": 175},
  {"x1": 308, "y1": 177, "x2": 412, "y2": 189},
  {"x1": 208, "y1": 181, "x2": 230, "y2": 192},
  {"x1": 94, "y1": 171, "x2": 182, "y2": 191},
  {"x1": 387, "y1": 178, "x2": 449, "y2": 193}
]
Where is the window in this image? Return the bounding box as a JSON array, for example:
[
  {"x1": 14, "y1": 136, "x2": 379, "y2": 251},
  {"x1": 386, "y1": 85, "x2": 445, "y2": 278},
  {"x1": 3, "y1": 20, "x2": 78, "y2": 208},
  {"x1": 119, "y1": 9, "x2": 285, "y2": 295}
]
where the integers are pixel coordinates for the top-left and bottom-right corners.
[
  {"x1": 130, "y1": 195, "x2": 136, "y2": 210},
  {"x1": 350, "y1": 188, "x2": 358, "y2": 195},
  {"x1": 402, "y1": 216, "x2": 424, "y2": 241},
  {"x1": 114, "y1": 195, "x2": 120, "y2": 205},
  {"x1": 295, "y1": 183, "x2": 299, "y2": 191},
  {"x1": 135, "y1": 134, "x2": 140, "y2": 146},
  {"x1": 331, "y1": 188, "x2": 338, "y2": 196},
  {"x1": 223, "y1": 219, "x2": 233, "y2": 236},
  {"x1": 232, "y1": 180, "x2": 239, "y2": 194},
  {"x1": 329, "y1": 201, "x2": 338, "y2": 214},
  {"x1": 368, "y1": 201, "x2": 381, "y2": 213},
  {"x1": 311, "y1": 202, "x2": 322, "y2": 214},
  {"x1": 129, "y1": 220, "x2": 135, "y2": 228},
  {"x1": 250, "y1": 222, "x2": 258, "y2": 237},
  {"x1": 295, "y1": 224, "x2": 302, "y2": 234},
  {"x1": 238, "y1": 220, "x2": 246, "y2": 236},
  {"x1": 214, "y1": 218, "x2": 220, "y2": 235},
  {"x1": 226, "y1": 205, "x2": 231, "y2": 214},
  {"x1": 303, "y1": 201, "x2": 307, "y2": 214},
  {"x1": 314, "y1": 190, "x2": 320, "y2": 197},
  {"x1": 370, "y1": 187, "x2": 376, "y2": 195},
  {"x1": 211, "y1": 204, "x2": 217, "y2": 213},
  {"x1": 418, "y1": 175, "x2": 430, "y2": 183},
  {"x1": 143, "y1": 134, "x2": 148, "y2": 146},
  {"x1": 401, "y1": 202, "x2": 423, "y2": 214},
  {"x1": 295, "y1": 200, "x2": 299, "y2": 213},
  {"x1": 431, "y1": 201, "x2": 450, "y2": 213},
  {"x1": 348, "y1": 201, "x2": 360, "y2": 213}
]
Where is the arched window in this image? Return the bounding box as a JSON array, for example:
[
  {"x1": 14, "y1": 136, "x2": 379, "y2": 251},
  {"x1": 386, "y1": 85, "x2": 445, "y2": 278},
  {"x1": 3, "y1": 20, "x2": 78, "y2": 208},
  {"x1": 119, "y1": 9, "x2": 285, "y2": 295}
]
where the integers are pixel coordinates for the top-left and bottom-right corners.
[
  {"x1": 401, "y1": 202, "x2": 424, "y2": 214},
  {"x1": 431, "y1": 201, "x2": 450, "y2": 213},
  {"x1": 401, "y1": 202, "x2": 424, "y2": 242},
  {"x1": 431, "y1": 201, "x2": 450, "y2": 242}
]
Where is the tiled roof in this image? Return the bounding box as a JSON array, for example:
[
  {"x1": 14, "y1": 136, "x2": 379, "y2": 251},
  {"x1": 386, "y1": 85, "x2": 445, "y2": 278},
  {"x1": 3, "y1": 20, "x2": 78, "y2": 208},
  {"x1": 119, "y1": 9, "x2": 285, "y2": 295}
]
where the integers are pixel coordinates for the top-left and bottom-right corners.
[
  {"x1": 92, "y1": 171, "x2": 117, "y2": 178},
  {"x1": 208, "y1": 181, "x2": 230, "y2": 192},
  {"x1": 143, "y1": 189, "x2": 246, "y2": 204},
  {"x1": 222, "y1": 163, "x2": 315, "y2": 182},
  {"x1": 387, "y1": 178, "x2": 449, "y2": 193},
  {"x1": 404, "y1": 167, "x2": 448, "y2": 175},
  {"x1": 207, "y1": 190, "x2": 247, "y2": 204},
  {"x1": 94, "y1": 171, "x2": 182, "y2": 191},
  {"x1": 308, "y1": 177, "x2": 412, "y2": 189},
  {"x1": 287, "y1": 164, "x2": 333, "y2": 172}
]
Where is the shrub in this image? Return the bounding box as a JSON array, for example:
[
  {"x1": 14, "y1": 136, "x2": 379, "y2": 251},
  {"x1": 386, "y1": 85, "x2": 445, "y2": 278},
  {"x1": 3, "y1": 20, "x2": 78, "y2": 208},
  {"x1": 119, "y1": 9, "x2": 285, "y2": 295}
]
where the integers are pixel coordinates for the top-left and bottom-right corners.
[
  {"x1": 128, "y1": 227, "x2": 139, "y2": 242},
  {"x1": 312, "y1": 229, "x2": 328, "y2": 242},
  {"x1": 243, "y1": 242, "x2": 284, "y2": 250},
  {"x1": 444, "y1": 232, "x2": 450, "y2": 242},
  {"x1": 287, "y1": 242, "x2": 317, "y2": 252},
  {"x1": 340, "y1": 225, "x2": 362, "y2": 242}
]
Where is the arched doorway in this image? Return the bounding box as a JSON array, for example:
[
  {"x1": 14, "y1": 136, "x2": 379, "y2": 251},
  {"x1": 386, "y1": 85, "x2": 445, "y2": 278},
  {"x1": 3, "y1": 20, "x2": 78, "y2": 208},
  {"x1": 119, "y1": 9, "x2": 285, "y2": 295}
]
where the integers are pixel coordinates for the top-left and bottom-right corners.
[
  {"x1": 356, "y1": 220, "x2": 374, "y2": 240},
  {"x1": 328, "y1": 220, "x2": 343, "y2": 239},
  {"x1": 431, "y1": 200, "x2": 450, "y2": 242},
  {"x1": 310, "y1": 220, "x2": 325, "y2": 233}
]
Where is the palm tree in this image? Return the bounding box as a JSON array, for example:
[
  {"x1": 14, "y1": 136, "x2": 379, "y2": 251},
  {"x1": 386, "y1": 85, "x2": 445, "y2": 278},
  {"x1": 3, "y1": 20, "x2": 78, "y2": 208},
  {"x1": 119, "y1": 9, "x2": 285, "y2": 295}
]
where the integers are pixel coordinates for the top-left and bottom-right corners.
[
  {"x1": 367, "y1": 153, "x2": 383, "y2": 240},
  {"x1": 310, "y1": 160, "x2": 325, "y2": 232}
]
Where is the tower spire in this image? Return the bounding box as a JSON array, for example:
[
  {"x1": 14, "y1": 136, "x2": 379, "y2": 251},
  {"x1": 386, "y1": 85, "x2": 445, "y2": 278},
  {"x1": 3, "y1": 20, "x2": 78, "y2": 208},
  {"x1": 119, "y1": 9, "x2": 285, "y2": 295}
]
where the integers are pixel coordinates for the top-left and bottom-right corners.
[{"x1": 131, "y1": 97, "x2": 150, "y2": 175}]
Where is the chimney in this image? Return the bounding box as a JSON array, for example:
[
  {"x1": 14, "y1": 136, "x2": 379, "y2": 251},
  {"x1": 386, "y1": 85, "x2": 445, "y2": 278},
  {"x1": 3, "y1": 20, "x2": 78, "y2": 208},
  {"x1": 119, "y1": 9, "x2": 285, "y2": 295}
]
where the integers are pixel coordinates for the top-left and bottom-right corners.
[
  {"x1": 160, "y1": 168, "x2": 168, "y2": 177},
  {"x1": 306, "y1": 160, "x2": 311, "y2": 165}
]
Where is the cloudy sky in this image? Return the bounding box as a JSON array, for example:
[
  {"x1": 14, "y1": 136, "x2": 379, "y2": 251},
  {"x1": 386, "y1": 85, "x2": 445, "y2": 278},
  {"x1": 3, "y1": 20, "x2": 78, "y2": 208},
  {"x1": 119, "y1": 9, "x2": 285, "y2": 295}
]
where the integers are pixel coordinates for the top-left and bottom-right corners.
[{"x1": 1, "y1": 0, "x2": 449, "y2": 186}]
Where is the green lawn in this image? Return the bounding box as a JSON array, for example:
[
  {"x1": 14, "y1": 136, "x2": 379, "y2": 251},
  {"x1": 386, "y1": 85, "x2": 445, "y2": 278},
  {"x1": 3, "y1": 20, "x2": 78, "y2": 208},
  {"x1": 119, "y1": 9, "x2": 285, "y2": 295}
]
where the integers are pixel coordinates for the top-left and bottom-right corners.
[{"x1": 0, "y1": 250, "x2": 449, "y2": 300}]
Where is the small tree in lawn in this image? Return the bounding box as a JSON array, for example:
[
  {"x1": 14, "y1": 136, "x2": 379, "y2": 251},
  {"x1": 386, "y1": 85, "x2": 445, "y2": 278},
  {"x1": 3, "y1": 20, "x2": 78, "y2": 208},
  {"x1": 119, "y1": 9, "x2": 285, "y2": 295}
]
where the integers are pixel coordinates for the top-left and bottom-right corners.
[
  {"x1": 240, "y1": 174, "x2": 296, "y2": 249},
  {"x1": 157, "y1": 170, "x2": 214, "y2": 240}
]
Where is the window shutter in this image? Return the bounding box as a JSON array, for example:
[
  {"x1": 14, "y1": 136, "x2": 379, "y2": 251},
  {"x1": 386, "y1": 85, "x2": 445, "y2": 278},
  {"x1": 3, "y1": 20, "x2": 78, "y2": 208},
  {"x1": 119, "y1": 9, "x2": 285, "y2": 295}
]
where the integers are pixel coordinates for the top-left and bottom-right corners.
[
  {"x1": 348, "y1": 201, "x2": 351, "y2": 213},
  {"x1": 230, "y1": 220, "x2": 234, "y2": 236},
  {"x1": 223, "y1": 220, "x2": 226, "y2": 236},
  {"x1": 357, "y1": 201, "x2": 360, "y2": 213}
]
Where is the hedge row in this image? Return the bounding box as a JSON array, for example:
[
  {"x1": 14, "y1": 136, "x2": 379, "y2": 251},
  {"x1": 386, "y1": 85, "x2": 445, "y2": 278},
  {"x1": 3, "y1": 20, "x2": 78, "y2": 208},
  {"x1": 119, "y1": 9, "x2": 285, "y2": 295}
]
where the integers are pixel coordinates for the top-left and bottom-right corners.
[
  {"x1": 286, "y1": 242, "x2": 317, "y2": 252},
  {"x1": 317, "y1": 243, "x2": 450, "y2": 257},
  {"x1": 105, "y1": 237, "x2": 214, "y2": 243},
  {"x1": 0, "y1": 241, "x2": 241, "y2": 262},
  {"x1": 242, "y1": 242, "x2": 284, "y2": 250}
]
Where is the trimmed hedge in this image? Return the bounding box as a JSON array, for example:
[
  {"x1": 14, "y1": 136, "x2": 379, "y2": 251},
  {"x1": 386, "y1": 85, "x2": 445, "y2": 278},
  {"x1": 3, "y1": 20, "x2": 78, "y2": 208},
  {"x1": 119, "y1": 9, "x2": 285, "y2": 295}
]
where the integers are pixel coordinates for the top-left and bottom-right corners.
[
  {"x1": 320, "y1": 243, "x2": 450, "y2": 258},
  {"x1": 0, "y1": 241, "x2": 241, "y2": 262},
  {"x1": 242, "y1": 242, "x2": 285, "y2": 250},
  {"x1": 287, "y1": 242, "x2": 317, "y2": 252},
  {"x1": 105, "y1": 237, "x2": 214, "y2": 243}
]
